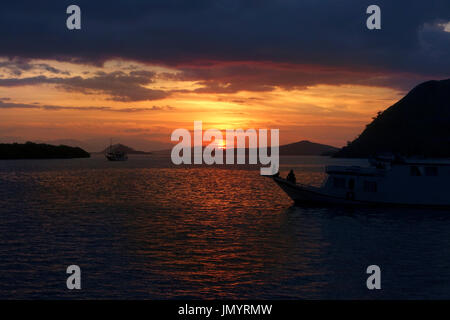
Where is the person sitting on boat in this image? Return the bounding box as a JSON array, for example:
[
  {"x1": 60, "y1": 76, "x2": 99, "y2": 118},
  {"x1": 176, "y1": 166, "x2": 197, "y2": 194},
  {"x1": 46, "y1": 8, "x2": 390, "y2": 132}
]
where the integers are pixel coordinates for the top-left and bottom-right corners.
[{"x1": 286, "y1": 169, "x2": 296, "y2": 184}]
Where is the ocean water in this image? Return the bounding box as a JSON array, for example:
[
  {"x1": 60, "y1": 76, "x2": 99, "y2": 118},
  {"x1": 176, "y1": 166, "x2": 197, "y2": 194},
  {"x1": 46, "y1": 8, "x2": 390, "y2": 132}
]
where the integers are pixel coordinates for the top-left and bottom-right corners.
[{"x1": 1, "y1": 154, "x2": 450, "y2": 299}]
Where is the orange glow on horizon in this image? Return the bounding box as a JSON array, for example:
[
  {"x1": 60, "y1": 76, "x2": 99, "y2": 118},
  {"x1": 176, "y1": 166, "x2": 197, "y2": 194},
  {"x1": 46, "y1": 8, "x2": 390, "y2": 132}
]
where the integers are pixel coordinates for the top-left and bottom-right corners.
[{"x1": 0, "y1": 58, "x2": 404, "y2": 149}]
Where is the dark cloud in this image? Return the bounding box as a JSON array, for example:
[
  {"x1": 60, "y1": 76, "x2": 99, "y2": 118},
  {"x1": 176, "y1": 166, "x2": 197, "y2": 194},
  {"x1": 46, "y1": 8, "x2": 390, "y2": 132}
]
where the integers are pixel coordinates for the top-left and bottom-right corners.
[
  {"x1": 162, "y1": 62, "x2": 431, "y2": 93},
  {"x1": 0, "y1": 0, "x2": 448, "y2": 98},
  {"x1": 57, "y1": 71, "x2": 169, "y2": 101},
  {"x1": 0, "y1": 57, "x2": 70, "y2": 76},
  {"x1": 0, "y1": 71, "x2": 170, "y2": 101},
  {"x1": 0, "y1": 100, "x2": 174, "y2": 112},
  {"x1": 0, "y1": 61, "x2": 433, "y2": 98},
  {"x1": 0, "y1": 0, "x2": 448, "y2": 77}
]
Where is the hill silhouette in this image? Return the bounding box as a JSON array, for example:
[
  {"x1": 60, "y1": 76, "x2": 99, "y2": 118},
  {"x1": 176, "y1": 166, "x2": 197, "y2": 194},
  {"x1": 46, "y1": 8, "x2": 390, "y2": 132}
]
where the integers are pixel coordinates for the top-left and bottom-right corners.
[
  {"x1": 101, "y1": 144, "x2": 152, "y2": 155},
  {"x1": 0, "y1": 142, "x2": 90, "y2": 159},
  {"x1": 279, "y1": 140, "x2": 339, "y2": 156},
  {"x1": 157, "y1": 140, "x2": 338, "y2": 156},
  {"x1": 335, "y1": 79, "x2": 450, "y2": 158}
]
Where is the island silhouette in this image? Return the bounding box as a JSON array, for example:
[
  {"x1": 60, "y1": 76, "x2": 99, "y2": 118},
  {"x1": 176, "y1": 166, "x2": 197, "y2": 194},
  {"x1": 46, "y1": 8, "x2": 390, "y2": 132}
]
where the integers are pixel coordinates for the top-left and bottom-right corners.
[
  {"x1": 336, "y1": 79, "x2": 450, "y2": 158},
  {"x1": 0, "y1": 142, "x2": 90, "y2": 159},
  {"x1": 279, "y1": 140, "x2": 339, "y2": 156}
]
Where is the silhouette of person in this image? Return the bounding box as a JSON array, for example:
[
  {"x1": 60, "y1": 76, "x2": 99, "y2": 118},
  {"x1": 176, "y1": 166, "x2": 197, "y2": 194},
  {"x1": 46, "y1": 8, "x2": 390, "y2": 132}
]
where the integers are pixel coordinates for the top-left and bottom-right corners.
[{"x1": 286, "y1": 169, "x2": 296, "y2": 184}]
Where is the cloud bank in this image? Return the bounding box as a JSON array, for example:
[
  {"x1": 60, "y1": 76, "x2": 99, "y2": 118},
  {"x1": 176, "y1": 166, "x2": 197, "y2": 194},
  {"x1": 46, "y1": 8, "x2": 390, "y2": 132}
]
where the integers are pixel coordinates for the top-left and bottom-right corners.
[{"x1": 0, "y1": 0, "x2": 448, "y2": 75}]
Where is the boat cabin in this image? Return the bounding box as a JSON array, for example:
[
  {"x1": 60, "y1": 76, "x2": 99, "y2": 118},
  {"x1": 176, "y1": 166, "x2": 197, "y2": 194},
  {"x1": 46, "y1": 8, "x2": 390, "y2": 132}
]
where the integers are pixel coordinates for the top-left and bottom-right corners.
[{"x1": 321, "y1": 157, "x2": 449, "y2": 205}]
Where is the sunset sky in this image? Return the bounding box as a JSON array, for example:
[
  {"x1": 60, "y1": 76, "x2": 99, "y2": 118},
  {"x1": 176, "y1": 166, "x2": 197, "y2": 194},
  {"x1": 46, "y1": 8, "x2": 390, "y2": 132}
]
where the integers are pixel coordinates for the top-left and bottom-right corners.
[{"x1": 0, "y1": 1, "x2": 449, "y2": 151}]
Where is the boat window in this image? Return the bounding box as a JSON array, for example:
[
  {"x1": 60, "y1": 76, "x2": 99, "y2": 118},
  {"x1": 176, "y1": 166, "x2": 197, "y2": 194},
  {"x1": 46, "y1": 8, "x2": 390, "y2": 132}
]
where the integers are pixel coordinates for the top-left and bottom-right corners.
[
  {"x1": 363, "y1": 181, "x2": 377, "y2": 192},
  {"x1": 425, "y1": 166, "x2": 438, "y2": 176},
  {"x1": 333, "y1": 177, "x2": 346, "y2": 189},
  {"x1": 410, "y1": 166, "x2": 421, "y2": 176}
]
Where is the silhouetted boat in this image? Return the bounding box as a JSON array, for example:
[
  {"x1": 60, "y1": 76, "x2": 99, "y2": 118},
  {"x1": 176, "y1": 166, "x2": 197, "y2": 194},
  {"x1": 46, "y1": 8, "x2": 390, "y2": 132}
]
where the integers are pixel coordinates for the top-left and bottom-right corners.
[
  {"x1": 274, "y1": 155, "x2": 450, "y2": 207},
  {"x1": 105, "y1": 140, "x2": 128, "y2": 161}
]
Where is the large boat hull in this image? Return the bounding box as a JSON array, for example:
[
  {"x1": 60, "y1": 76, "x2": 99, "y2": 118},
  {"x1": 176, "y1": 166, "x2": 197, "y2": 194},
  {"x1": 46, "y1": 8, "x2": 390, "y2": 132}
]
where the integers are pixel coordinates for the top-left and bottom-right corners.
[
  {"x1": 273, "y1": 177, "x2": 450, "y2": 208},
  {"x1": 273, "y1": 177, "x2": 358, "y2": 206}
]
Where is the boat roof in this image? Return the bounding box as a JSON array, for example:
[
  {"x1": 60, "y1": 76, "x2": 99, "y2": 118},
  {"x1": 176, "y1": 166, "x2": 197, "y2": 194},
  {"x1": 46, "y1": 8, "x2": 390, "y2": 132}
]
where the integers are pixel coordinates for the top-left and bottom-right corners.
[
  {"x1": 327, "y1": 158, "x2": 450, "y2": 177},
  {"x1": 396, "y1": 159, "x2": 450, "y2": 166},
  {"x1": 371, "y1": 155, "x2": 450, "y2": 166},
  {"x1": 326, "y1": 165, "x2": 380, "y2": 177}
]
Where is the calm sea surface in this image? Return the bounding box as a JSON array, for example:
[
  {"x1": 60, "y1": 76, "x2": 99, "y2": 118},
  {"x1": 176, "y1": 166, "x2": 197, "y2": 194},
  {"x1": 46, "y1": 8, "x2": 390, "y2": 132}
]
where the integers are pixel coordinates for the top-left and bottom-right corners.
[{"x1": 1, "y1": 155, "x2": 450, "y2": 299}]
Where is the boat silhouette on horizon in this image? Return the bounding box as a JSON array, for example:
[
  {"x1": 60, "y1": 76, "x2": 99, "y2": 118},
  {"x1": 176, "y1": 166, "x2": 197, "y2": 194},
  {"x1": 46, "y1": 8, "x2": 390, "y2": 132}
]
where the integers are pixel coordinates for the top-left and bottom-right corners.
[{"x1": 105, "y1": 140, "x2": 128, "y2": 161}]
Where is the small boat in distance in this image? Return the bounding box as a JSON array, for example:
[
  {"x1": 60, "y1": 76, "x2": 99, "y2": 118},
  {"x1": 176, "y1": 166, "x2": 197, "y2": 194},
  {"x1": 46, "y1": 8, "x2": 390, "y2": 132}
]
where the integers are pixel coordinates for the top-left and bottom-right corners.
[
  {"x1": 274, "y1": 155, "x2": 450, "y2": 208},
  {"x1": 105, "y1": 140, "x2": 128, "y2": 161}
]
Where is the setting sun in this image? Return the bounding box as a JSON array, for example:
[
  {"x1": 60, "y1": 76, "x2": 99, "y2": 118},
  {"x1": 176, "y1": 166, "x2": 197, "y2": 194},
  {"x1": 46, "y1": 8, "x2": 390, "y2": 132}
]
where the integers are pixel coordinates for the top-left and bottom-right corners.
[{"x1": 217, "y1": 139, "x2": 226, "y2": 150}]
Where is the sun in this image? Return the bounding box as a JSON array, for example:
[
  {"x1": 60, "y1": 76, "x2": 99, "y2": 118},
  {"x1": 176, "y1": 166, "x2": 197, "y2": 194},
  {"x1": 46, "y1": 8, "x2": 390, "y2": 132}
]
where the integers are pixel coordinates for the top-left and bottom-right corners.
[{"x1": 217, "y1": 139, "x2": 226, "y2": 150}]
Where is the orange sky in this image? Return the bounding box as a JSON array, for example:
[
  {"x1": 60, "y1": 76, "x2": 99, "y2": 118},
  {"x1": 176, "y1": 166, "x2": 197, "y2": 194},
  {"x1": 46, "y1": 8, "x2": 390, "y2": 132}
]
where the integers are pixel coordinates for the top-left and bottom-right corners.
[{"x1": 0, "y1": 58, "x2": 404, "y2": 151}]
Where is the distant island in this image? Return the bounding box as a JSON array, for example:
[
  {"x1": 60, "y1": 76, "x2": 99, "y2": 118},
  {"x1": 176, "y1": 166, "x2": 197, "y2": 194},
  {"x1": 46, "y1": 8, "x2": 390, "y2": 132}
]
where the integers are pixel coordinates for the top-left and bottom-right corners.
[
  {"x1": 0, "y1": 142, "x2": 90, "y2": 159},
  {"x1": 279, "y1": 140, "x2": 339, "y2": 156},
  {"x1": 157, "y1": 140, "x2": 339, "y2": 156},
  {"x1": 335, "y1": 79, "x2": 450, "y2": 158},
  {"x1": 100, "y1": 144, "x2": 152, "y2": 155}
]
